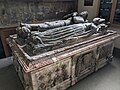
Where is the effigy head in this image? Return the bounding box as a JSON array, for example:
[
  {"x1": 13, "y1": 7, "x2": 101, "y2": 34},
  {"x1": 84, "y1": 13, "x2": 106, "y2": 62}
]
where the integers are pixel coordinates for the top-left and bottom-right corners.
[
  {"x1": 16, "y1": 25, "x2": 31, "y2": 40},
  {"x1": 79, "y1": 11, "x2": 88, "y2": 21},
  {"x1": 73, "y1": 16, "x2": 85, "y2": 24},
  {"x1": 93, "y1": 18, "x2": 105, "y2": 25}
]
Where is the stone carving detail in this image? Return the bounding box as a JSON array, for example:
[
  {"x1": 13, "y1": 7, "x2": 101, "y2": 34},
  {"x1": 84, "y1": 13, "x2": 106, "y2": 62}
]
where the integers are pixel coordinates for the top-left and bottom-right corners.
[
  {"x1": 54, "y1": 68, "x2": 63, "y2": 85},
  {"x1": 61, "y1": 64, "x2": 69, "y2": 80},
  {"x1": 75, "y1": 52, "x2": 95, "y2": 78},
  {"x1": 35, "y1": 63, "x2": 69, "y2": 90},
  {"x1": 98, "y1": 44, "x2": 113, "y2": 60}
]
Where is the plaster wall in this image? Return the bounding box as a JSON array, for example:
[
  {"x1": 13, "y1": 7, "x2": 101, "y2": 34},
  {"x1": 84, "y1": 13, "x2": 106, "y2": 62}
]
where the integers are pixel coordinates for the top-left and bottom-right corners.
[{"x1": 78, "y1": 0, "x2": 99, "y2": 21}]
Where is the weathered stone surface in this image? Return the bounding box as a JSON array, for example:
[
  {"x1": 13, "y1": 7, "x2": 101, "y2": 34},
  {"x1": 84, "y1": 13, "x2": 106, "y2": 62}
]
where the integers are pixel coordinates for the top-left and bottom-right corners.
[{"x1": 0, "y1": 0, "x2": 76, "y2": 26}]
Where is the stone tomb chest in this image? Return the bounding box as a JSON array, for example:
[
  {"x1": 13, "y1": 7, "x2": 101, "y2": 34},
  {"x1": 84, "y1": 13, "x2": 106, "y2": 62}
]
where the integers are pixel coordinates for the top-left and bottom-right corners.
[{"x1": 8, "y1": 18, "x2": 119, "y2": 90}]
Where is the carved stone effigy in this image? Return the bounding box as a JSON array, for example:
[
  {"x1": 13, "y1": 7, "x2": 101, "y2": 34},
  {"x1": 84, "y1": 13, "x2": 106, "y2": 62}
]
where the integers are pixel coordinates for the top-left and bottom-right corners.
[{"x1": 8, "y1": 11, "x2": 119, "y2": 90}]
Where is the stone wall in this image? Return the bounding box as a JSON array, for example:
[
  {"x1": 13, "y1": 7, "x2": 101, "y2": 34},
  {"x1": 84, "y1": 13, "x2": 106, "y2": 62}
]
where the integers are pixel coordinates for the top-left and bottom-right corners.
[{"x1": 0, "y1": 0, "x2": 76, "y2": 26}]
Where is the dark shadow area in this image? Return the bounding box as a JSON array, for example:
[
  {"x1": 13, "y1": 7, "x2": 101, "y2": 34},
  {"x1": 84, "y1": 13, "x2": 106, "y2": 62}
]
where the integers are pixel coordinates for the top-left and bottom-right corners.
[
  {"x1": 0, "y1": 38, "x2": 5, "y2": 59},
  {"x1": 0, "y1": 65, "x2": 24, "y2": 90},
  {"x1": 113, "y1": 47, "x2": 120, "y2": 58}
]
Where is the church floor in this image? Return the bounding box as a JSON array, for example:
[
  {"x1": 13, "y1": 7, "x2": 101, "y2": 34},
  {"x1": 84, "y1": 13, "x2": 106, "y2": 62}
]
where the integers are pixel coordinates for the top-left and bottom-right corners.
[{"x1": 0, "y1": 55, "x2": 120, "y2": 90}]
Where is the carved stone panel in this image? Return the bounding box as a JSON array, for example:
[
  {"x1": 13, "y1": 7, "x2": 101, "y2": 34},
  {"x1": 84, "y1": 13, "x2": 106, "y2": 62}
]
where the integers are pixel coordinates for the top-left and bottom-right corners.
[
  {"x1": 75, "y1": 52, "x2": 95, "y2": 77},
  {"x1": 13, "y1": 53, "x2": 32, "y2": 90},
  {"x1": 96, "y1": 42, "x2": 114, "y2": 70},
  {"x1": 31, "y1": 57, "x2": 71, "y2": 90},
  {"x1": 71, "y1": 50, "x2": 96, "y2": 84},
  {"x1": 98, "y1": 42, "x2": 113, "y2": 60}
]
